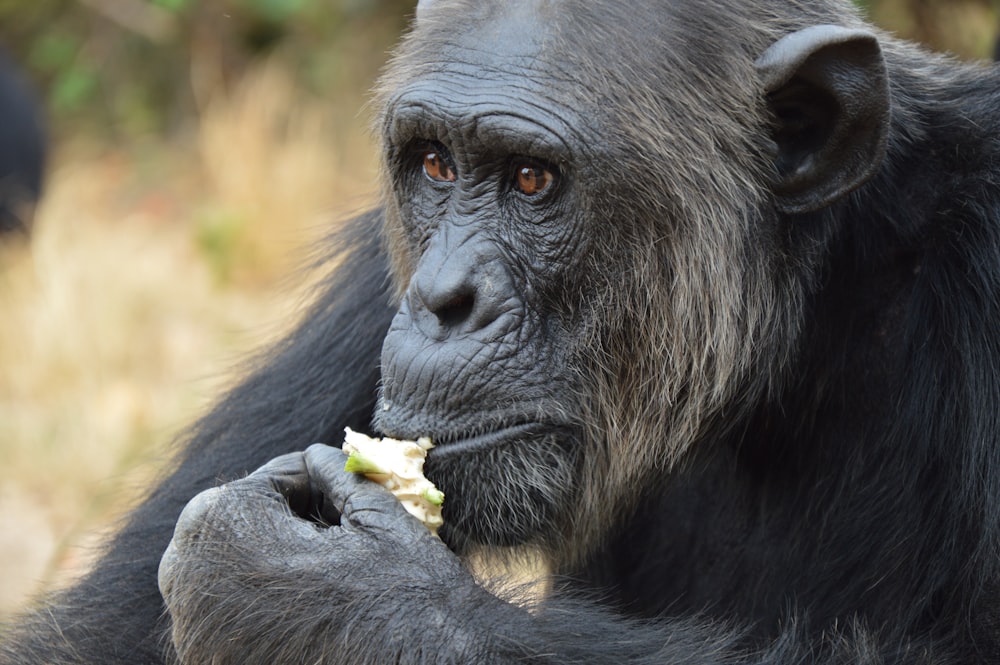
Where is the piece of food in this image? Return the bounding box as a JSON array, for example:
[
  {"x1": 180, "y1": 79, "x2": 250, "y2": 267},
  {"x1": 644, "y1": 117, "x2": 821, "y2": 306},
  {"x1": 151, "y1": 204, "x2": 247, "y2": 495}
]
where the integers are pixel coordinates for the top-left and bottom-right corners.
[{"x1": 342, "y1": 427, "x2": 444, "y2": 535}]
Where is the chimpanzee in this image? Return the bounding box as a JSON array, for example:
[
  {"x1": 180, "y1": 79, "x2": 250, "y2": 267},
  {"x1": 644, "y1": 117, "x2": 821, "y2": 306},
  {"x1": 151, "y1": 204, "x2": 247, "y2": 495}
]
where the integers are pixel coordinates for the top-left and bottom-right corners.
[
  {"x1": 4, "y1": 0, "x2": 1000, "y2": 662},
  {"x1": 0, "y1": 50, "x2": 45, "y2": 236}
]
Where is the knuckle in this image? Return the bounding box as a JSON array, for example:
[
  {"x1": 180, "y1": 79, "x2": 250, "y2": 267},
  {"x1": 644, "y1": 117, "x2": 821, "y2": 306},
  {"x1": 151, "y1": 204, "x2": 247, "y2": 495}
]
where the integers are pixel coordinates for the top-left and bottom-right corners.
[
  {"x1": 157, "y1": 540, "x2": 180, "y2": 600},
  {"x1": 304, "y1": 442, "x2": 331, "y2": 456},
  {"x1": 174, "y1": 486, "x2": 224, "y2": 538},
  {"x1": 304, "y1": 442, "x2": 346, "y2": 470},
  {"x1": 247, "y1": 451, "x2": 307, "y2": 480}
]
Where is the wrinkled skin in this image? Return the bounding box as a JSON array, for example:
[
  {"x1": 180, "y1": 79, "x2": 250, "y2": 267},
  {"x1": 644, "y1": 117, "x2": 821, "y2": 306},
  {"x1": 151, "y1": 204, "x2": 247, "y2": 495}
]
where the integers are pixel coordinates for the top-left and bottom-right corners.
[
  {"x1": 158, "y1": 446, "x2": 492, "y2": 664},
  {"x1": 373, "y1": 8, "x2": 597, "y2": 550},
  {"x1": 157, "y1": 452, "x2": 746, "y2": 665}
]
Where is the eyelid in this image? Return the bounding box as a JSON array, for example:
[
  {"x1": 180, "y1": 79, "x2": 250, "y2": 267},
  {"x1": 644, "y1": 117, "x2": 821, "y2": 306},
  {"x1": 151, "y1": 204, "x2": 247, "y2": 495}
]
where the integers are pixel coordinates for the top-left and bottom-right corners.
[{"x1": 414, "y1": 140, "x2": 452, "y2": 163}]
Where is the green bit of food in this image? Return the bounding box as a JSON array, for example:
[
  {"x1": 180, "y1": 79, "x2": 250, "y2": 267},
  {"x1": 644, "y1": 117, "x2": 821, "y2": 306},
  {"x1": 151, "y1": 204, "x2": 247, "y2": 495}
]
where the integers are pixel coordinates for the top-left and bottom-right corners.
[
  {"x1": 343, "y1": 452, "x2": 387, "y2": 476},
  {"x1": 421, "y1": 487, "x2": 445, "y2": 506},
  {"x1": 341, "y1": 427, "x2": 445, "y2": 536}
]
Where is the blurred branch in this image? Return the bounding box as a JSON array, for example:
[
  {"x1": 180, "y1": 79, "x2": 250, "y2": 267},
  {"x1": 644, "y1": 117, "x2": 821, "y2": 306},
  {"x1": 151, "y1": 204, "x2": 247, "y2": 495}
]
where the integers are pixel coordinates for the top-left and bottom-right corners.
[{"x1": 76, "y1": 0, "x2": 179, "y2": 43}]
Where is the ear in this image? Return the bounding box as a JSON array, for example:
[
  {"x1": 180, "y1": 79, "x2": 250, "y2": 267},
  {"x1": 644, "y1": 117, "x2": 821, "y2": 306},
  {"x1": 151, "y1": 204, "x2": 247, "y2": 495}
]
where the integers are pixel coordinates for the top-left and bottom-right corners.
[{"x1": 755, "y1": 25, "x2": 890, "y2": 214}]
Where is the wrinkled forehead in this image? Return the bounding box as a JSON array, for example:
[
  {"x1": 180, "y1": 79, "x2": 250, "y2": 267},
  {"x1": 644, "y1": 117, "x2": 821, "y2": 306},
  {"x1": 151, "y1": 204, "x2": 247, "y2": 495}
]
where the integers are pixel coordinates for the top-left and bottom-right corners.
[
  {"x1": 387, "y1": 1, "x2": 565, "y2": 96},
  {"x1": 401, "y1": 0, "x2": 686, "y2": 73},
  {"x1": 378, "y1": 1, "x2": 622, "y2": 155},
  {"x1": 412, "y1": 0, "x2": 555, "y2": 58}
]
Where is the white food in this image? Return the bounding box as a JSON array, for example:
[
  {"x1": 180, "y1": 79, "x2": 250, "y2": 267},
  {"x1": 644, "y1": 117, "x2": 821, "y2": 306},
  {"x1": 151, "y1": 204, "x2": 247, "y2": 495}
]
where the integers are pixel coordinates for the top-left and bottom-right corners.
[{"x1": 342, "y1": 427, "x2": 444, "y2": 535}]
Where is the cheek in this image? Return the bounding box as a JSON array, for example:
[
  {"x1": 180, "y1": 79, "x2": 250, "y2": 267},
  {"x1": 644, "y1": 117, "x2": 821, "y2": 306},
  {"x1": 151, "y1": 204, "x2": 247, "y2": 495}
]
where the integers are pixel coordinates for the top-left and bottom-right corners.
[{"x1": 397, "y1": 195, "x2": 446, "y2": 252}]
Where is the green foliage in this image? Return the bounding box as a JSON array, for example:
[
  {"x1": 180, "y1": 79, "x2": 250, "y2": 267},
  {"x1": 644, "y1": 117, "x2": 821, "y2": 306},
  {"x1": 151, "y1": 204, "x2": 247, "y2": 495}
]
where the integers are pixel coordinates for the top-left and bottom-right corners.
[
  {"x1": 195, "y1": 208, "x2": 247, "y2": 285},
  {"x1": 2, "y1": 0, "x2": 993, "y2": 142},
  {"x1": 152, "y1": 0, "x2": 192, "y2": 12},
  {"x1": 0, "y1": 0, "x2": 414, "y2": 140},
  {"x1": 28, "y1": 31, "x2": 79, "y2": 72},
  {"x1": 50, "y1": 64, "x2": 99, "y2": 113},
  {"x1": 25, "y1": 30, "x2": 98, "y2": 113},
  {"x1": 244, "y1": 0, "x2": 308, "y2": 23}
]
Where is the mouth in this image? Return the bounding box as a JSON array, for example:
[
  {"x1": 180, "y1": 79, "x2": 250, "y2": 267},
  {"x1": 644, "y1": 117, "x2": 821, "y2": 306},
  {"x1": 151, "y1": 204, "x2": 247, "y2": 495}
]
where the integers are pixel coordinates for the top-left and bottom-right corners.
[{"x1": 429, "y1": 422, "x2": 548, "y2": 458}]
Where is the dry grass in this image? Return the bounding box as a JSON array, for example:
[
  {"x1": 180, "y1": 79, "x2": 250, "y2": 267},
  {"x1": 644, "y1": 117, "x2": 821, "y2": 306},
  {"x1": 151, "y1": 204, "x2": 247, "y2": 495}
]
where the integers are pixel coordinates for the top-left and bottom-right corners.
[
  {"x1": 0, "y1": 61, "x2": 379, "y2": 616},
  {"x1": 867, "y1": 0, "x2": 999, "y2": 60}
]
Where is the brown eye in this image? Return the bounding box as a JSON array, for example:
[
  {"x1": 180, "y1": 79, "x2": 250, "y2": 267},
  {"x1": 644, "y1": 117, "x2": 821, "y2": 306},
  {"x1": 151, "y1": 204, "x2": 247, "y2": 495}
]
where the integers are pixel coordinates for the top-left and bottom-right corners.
[
  {"x1": 515, "y1": 163, "x2": 554, "y2": 196},
  {"x1": 423, "y1": 151, "x2": 456, "y2": 182}
]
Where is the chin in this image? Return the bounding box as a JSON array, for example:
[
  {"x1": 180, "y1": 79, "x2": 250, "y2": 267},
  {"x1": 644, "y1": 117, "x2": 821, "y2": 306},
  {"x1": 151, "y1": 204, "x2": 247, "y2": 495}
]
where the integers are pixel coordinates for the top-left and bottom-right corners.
[{"x1": 423, "y1": 426, "x2": 581, "y2": 551}]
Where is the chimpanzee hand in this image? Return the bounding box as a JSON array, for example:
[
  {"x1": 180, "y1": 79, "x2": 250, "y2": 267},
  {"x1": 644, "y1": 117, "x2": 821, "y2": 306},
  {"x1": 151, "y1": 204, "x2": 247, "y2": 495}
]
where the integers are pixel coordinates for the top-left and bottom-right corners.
[{"x1": 158, "y1": 444, "x2": 498, "y2": 665}]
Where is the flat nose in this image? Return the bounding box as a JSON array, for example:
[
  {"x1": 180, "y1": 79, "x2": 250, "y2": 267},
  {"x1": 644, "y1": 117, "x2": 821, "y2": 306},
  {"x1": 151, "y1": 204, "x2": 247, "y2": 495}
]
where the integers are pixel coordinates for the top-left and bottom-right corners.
[{"x1": 409, "y1": 237, "x2": 513, "y2": 338}]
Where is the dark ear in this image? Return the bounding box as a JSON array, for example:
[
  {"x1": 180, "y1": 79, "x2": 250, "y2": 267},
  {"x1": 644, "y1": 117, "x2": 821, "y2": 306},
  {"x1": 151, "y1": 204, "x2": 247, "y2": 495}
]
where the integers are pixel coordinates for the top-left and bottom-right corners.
[{"x1": 755, "y1": 25, "x2": 890, "y2": 214}]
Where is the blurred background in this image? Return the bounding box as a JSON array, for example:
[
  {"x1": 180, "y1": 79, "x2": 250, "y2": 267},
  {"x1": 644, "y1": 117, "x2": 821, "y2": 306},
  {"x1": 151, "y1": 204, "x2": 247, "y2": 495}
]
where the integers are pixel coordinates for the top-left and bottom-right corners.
[{"x1": 0, "y1": 0, "x2": 997, "y2": 619}]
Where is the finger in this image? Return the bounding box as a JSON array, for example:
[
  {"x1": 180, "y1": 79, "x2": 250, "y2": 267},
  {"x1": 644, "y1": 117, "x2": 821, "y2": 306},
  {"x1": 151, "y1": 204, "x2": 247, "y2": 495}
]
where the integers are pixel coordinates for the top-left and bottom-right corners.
[
  {"x1": 172, "y1": 485, "x2": 228, "y2": 542},
  {"x1": 246, "y1": 451, "x2": 320, "y2": 519},
  {"x1": 303, "y1": 443, "x2": 426, "y2": 537}
]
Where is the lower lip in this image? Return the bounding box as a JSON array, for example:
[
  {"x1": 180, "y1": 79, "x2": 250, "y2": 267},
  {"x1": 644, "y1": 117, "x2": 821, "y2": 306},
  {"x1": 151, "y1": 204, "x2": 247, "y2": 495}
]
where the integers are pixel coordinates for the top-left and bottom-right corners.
[{"x1": 431, "y1": 422, "x2": 544, "y2": 457}]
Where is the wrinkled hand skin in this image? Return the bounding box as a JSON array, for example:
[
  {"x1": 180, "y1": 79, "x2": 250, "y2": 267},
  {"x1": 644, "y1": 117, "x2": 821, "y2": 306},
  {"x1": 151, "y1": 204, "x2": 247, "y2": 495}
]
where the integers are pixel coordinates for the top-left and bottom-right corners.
[{"x1": 158, "y1": 445, "x2": 491, "y2": 665}]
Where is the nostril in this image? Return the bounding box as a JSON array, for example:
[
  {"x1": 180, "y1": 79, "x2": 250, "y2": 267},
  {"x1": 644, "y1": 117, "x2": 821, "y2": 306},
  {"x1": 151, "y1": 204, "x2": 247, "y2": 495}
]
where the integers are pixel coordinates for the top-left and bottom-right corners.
[
  {"x1": 409, "y1": 255, "x2": 511, "y2": 336},
  {"x1": 435, "y1": 292, "x2": 475, "y2": 328}
]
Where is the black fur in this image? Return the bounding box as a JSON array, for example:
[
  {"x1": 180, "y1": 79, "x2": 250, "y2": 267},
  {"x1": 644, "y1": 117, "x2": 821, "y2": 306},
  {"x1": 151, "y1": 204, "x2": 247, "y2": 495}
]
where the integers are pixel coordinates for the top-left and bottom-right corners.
[
  {"x1": 0, "y1": 50, "x2": 45, "y2": 236},
  {"x1": 5, "y1": 1, "x2": 1000, "y2": 663}
]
